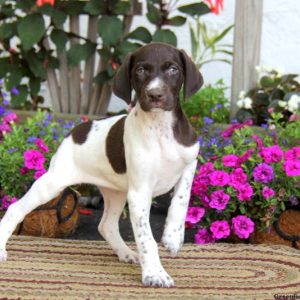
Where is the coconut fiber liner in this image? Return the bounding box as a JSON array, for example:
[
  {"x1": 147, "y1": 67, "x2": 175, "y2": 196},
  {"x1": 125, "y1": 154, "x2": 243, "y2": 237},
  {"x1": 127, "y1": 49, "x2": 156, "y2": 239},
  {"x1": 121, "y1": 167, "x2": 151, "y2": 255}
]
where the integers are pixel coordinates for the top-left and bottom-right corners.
[{"x1": 0, "y1": 236, "x2": 300, "y2": 300}]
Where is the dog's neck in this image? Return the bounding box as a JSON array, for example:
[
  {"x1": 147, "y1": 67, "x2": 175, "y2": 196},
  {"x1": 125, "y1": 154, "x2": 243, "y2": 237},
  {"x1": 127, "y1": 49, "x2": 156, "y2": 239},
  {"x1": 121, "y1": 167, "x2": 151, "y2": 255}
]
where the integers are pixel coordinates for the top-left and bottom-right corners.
[{"x1": 132, "y1": 102, "x2": 174, "y2": 128}]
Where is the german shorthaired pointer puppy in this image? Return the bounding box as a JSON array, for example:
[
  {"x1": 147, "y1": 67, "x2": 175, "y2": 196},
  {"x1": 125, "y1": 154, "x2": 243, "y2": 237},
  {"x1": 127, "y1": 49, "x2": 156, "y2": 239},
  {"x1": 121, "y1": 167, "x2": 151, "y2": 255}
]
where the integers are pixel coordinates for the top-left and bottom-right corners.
[{"x1": 0, "y1": 42, "x2": 203, "y2": 287}]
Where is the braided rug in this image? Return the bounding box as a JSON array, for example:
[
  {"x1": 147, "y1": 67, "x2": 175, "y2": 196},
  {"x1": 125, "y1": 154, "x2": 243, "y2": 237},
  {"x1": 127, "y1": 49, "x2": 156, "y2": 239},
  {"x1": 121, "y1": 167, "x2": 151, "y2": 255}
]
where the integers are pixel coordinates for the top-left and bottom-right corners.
[{"x1": 0, "y1": 236, "x2": 299, "y2": 299}]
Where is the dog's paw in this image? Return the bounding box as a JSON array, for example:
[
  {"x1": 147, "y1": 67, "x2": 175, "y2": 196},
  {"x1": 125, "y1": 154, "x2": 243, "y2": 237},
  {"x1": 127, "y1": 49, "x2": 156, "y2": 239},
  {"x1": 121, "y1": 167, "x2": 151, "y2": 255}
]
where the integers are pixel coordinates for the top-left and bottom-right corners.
[
  {"x1": 0, "y1": 250, "x2": 7, "y2": 262},
  {"x1": 118, "y1": 249, "x2": 139, "y2": 264},
  {"x1": 142, "y1": 269, "x2": 174, "y2": 288},
  {"x1": 162, "y1": 230, "x2": 183, "y2": 256}
]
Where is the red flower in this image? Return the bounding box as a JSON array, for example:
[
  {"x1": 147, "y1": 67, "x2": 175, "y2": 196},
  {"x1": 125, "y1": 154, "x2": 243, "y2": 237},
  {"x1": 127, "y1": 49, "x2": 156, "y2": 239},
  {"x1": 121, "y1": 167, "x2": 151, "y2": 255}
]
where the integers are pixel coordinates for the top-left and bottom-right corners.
[
  {"x1": 205, "y1": 0, "x2": 224, "y2": 15},
  {"x1": 36, "y1": 0, "x2": 55, "y2": 7}
]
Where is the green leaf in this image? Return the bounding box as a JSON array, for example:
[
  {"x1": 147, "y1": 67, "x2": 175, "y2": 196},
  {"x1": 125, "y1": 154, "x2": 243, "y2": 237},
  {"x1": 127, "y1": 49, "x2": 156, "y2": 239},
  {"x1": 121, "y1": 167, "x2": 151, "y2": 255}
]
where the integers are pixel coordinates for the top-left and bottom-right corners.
[
  {"x1": 0, "y1": 22, "x2": 16, "y2": 40},
  {"x1": 11, "y1": 85, "x2": 28, "y2": 107},
  {"x1": 51, "y1": 10, "x2": 67, "y2": 27},
  {"x1": 167, "y1": 16, "x2": 186, "y2": 26},
  {"x1": 116, "y1": 41, "x2": 139, "y2": 58},
  {"x1": 112, "y1": 1, "x2": 131, "y2": 14},
  {"x1": 84, "y1": 0, "x2": 106, "y2": 15},
  {"x1": 98, "y1": 16, "x2": 123, "y2": 45},
  {"x1": 127, "y1": 27, "x2": 152, "y2": 43},
  {"x1": 29, "y1": 78, "x2": 41, "y2": 97},
  {"x1": 16, "y1": 0, "x2": 35, "y2": 11},
  {"x1": 25, "y1": 51, "x2": 46, "y2": 79},
  {"x1": 0, "y1": 57, "x2": 10, "y2": 78},
  {"x1": 189, "y1": 23, "x2": 199, "y2": 62},
  {"x1": 146, "y1": 2, "x2": 162, "y2": 24},
  {"x1": 260, "y1": 76, "x2": 279, "y2": 89},
  {"x1": 6, "y1": 68, "x2": 23, "y2": 90},
  {"x1": 178, "y1": 2, "x2": 211, "y2": 16},
  {"x1": 62, "y1": 2, "x2": 85, "y2": 15},
  {"x1": 67, "y1": 42, "x2": 97, "y2": 66},
  {"x1": 47, "y1": 56, "x2": 59, "y2": 69},
  {"x1": 50, "y1": 29, "x2": 68, "y2": 52},
  {"x1": 152, "y1": 29, "x2": 177, "y2": 47},
  {"x1": 93, "y1": 70, "x2": 111, "y2": 85},
  {"x1": 211, "y1": 25, "x2": 234, "y2": 44},
  {"x1": 0, "y1": 3, "x2": 14, "y2": 17},
  {"x1": 17, "y1": 14, "x2": 46, "y2": 51}
]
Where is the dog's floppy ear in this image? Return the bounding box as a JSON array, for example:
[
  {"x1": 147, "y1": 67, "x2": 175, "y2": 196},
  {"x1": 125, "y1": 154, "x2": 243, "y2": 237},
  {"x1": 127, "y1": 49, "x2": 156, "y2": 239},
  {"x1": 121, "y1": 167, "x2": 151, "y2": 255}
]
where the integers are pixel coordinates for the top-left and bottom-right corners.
[
  {"x1": 112, "y1": 53, "x2": 132, "y2": 104},
  {"x1": 180, "y1": 50, "x2": 204, "y2": 100}
]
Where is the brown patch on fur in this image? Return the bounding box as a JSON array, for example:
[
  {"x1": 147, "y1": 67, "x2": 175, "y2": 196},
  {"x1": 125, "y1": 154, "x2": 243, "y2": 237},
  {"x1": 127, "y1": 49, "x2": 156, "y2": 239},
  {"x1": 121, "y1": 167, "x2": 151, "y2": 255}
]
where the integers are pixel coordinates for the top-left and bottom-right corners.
[
  {"x1": 173, "y1": 106, "x2": 197, "y2": 147},
  {"x1": 69, "y1": 121, "x2": 93, "y2": 144},
  {"x1": 106, "y1": 117, "x2": 127, "y2": 174}
]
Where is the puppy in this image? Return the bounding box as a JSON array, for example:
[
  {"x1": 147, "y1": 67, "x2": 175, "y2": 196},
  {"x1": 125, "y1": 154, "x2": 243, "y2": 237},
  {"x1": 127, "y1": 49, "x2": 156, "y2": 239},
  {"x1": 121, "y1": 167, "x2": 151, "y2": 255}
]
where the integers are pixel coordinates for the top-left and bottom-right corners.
[{"x1": 0, "y1": 42, "x2": 203, "y2": 287}]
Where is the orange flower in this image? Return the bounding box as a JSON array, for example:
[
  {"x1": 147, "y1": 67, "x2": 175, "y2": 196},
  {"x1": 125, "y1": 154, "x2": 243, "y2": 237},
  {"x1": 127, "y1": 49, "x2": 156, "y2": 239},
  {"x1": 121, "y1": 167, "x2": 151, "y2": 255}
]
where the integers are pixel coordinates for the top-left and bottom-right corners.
[
  {"x1": 36, "y1": 0, "x2": 55, "y2": 7},
  {"x1": 205, "y1": 0, "x2": 224, "y2": 15}
]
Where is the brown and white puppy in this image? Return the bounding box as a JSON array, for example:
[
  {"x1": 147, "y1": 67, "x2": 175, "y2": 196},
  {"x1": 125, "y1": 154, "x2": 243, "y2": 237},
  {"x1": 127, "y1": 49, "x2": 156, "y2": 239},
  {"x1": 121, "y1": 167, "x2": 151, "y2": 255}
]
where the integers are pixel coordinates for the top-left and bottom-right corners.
[{"x1": 0, "y1": 43, "x2": 203, "y2": 287}]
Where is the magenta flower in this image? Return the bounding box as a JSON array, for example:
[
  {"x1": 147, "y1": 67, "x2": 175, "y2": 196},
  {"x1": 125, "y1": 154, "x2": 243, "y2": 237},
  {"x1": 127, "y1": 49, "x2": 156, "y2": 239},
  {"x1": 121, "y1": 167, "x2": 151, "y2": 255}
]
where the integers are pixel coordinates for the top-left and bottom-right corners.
[
  {"x1": 194, "y1": 228, "x2": 215, "y2": 244},
  {"x1": 229, "y1": 168, "x2": 248, "y2": 188},
  {"x1": 252, "y1": 135, "x2": 263, "y2": 150},
  {"x1": 209, "y1": 190, "x2": 230, "y2": 210},
  {"x1": 283, "y1": 160, "x2": 300, "y2": 177},
  {"x1": 284, "y1": 147, "x2": 300, "y2": 161},
  {"x1": 199, "y1": 194, "x2": 211, "y2": 208},
  {"x1": 34, "y1": 168, "x2": 47, "y2": 180},
  {"x1": 0, "y1": 195, "x2": 17, "y2": 210},
  {"x1": 0, "y1": 123, "x2": 11, "y2": 135},
  {"x1": 253, "y1": 163, "x2": 274, "y2": 183},
  {"x1": 222, "y1": 154, "x2": 239, "y2": 168},
  {"x1": 262, "y1": 186, "x2": 275, "y2": 199},
  {"x1": 236, "y1": 183, "x2": 253, "y2": 202},
  {"x1": 260, "y1": 145, "x2": 283, "y2": 164},
  {"x1": 3, "y1": 112, "x2": 18, "y2": 124},
  {"x1": 232, "y1": 215, "x2": 255, "y2": 239},
  {"x1": 209, "y1": 170, "x2": 230, "y2": 186},
  {"x1": 199, "y1": 162, "x2": 214, "y2": 176},
  {"x1": 20, "y1": 166, "x2": 29, "y2": 175},
  {"x1": 23, "y1": 149, "x2": 45, "y2": 170},
  {"x1": 210, "y1": 220, "x2": 231, "y2": 240},
  {"x1": 238, "y1": 149, "x2": 255, "y2": 165},
  {"x1": 186, "y1": 207, "x2": 205, "y2": 224},
  {"x1": 35, "y1": 138, "x2": 49, "y2": 153}
]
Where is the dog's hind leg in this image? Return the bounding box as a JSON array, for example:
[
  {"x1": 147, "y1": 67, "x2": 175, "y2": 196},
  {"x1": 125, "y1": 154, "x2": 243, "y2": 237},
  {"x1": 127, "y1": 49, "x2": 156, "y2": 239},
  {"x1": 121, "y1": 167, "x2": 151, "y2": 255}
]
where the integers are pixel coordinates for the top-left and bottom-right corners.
[{"x1": 98, "y1": 187, "x2": 139, "y2": 264}]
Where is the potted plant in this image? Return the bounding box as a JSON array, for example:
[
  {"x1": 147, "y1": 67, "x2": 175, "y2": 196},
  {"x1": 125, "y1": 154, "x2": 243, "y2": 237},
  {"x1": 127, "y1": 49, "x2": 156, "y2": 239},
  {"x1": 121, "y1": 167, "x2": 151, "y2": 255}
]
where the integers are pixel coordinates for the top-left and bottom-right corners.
[
  {"x1": 0, "y1": 91, "x2": 81, "y2": 237},
  {"x1": 186, "y1": 114, "x2": 300, "y2": 247}
]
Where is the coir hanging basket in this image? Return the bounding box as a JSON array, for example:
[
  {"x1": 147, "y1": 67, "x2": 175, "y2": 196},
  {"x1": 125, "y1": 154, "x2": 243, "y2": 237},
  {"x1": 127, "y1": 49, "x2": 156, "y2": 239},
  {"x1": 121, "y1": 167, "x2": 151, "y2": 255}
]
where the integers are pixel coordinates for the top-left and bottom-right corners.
[{"x1": 14, "y1": 187, "x2": 79, "y2": 238}]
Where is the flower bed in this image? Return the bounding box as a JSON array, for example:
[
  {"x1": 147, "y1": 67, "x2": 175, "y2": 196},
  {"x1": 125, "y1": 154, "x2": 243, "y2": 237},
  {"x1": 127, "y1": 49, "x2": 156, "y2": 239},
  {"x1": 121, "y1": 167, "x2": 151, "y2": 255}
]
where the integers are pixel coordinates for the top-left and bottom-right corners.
[{"x1": 186, "y1": 119, "x2": 300, "y2": 245}]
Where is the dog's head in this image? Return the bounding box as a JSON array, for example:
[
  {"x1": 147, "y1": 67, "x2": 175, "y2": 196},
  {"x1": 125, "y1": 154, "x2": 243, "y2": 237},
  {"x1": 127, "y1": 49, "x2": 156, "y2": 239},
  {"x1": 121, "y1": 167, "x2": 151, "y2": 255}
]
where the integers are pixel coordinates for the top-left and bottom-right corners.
[{"x1": 112, "y1": 42, "x2": 203, "y2": 112}]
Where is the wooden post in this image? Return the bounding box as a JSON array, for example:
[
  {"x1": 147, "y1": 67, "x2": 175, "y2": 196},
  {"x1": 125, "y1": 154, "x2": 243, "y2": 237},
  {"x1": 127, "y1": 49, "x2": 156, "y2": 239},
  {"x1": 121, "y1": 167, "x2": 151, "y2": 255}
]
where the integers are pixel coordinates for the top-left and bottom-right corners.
[{"x1": 230, "y1": 0, "x2": 263, "y2": 119}]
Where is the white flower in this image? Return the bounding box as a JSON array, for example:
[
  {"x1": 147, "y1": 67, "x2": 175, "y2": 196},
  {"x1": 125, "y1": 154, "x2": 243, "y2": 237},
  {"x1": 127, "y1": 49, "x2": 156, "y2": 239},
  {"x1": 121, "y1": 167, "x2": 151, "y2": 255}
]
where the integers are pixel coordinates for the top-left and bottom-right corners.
[
  {"x1": 278, "y1": 100, "x2": 287, "y2": 108},
  {"x1": 287, "y1": 94, "x2": 300, "y2": 112},
  {"x1": 237, "y1": 97, "x2": 253, "y2": 109},
  {"x1": 238, "y1": 91, "x2": 246, "y2": 99}
]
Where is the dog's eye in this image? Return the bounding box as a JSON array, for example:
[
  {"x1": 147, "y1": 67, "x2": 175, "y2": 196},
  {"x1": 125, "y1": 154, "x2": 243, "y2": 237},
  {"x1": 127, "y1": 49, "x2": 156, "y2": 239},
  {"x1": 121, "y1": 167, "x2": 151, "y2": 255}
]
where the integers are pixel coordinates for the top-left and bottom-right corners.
[
  {"x1": 167, "y1": 66, "x2": 178, "y2": 75},
  {"x1": 136, "y1": 67, "x2": 145, "y2": 75}
]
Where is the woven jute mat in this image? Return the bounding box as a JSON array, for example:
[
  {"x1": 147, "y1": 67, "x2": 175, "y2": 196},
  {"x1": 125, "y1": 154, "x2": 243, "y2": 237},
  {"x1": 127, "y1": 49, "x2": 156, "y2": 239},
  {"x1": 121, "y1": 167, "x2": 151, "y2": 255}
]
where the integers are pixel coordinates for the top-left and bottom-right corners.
[{"x1": 0, "y1": 236, "x2": 300, "y2": 300}]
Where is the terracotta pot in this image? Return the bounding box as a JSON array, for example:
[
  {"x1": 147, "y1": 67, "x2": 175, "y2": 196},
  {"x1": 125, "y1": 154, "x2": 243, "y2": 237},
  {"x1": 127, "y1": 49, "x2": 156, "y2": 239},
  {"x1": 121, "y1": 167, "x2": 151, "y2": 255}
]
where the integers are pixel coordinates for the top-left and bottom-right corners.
[
  {"x1": 250, "y1": 209, "x2": 300, "y2": 249},
  {"x1": 13, "y1": 188, "x2": 80, "y2": 238}
]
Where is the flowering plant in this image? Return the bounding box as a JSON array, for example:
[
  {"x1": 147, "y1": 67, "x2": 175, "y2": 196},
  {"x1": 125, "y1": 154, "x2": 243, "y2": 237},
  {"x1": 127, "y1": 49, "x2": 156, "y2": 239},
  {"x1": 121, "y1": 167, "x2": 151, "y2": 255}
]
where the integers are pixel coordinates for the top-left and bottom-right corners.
[
  {"x1": 187, "y1": 120, "x2": 300, "y2": 244},
  {"x1": 0, "y1": 98, "x2": 81, "y2": 209},
  {"x1": 236, "y1": 67, "x2": 300, "y2": 125}
]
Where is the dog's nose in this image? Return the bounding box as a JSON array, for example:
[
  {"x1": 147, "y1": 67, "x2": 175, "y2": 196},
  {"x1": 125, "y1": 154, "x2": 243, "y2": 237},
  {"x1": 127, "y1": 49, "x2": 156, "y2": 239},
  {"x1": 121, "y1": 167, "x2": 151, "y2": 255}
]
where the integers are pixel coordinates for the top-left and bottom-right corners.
[{"x1": 147, "y1": 88, "x2": 164, "y2": 103}]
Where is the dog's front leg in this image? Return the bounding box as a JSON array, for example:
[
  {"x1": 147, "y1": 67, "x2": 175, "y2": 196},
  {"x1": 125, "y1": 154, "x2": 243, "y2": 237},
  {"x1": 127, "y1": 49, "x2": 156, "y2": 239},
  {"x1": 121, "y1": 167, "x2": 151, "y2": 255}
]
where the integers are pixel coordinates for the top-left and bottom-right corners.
[
  {"x1": 162, "y1": 160, "x2": 197, "y2": 255},
  {"x1": 127, "y1": 188, "x2": 174, "y2": 288}
]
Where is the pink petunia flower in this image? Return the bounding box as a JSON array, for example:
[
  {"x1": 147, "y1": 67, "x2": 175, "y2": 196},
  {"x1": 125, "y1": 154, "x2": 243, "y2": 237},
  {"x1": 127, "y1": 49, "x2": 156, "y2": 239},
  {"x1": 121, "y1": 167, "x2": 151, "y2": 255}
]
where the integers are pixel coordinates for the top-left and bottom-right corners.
[
  {"x1": 260, "y1": 145, "x2": 283, "y2": 164},
  {"x1": 23, "y1": 149, "x2": 45, "y2": 170},
  {"x1": 229, "y1": 168, "x2": 248, "y2": 188},
  {"x1": 222, "y1": 154, "x2": 240, "y2": 168},
  {"x1": 194, "y1": 228, "x2": 215, "y2": 244},
  {"x1": 236, "y1": 183, "x2": 253, "y2": 202},
  {"x1": 253, "y1": 163, "x2": 274, "y2": 184},
  {"x1": 209, "y1": 190, "x2": 230, "y2": 210},
  {"x1": 20, "y1": 166, "x2": 29, "y2": 175},
  {"x1": 209, "y1": 170, "x2": 230, "y2": 186},
  {"x1": 35, "y1": 138, "x2": 49, "y2": 153},
  {"x1": 0, "y1": 195, "x2": 17, "y2": 210},
  {"x1": 283, "y1": 160, "x2": 300, "y2": 177},
  {"x1": 284, "y1": 147, "x2": 300, "y2": 161},
  {"x1": 262, "y1": 186, "x2": 275, "y2": 199},
  {"x1": 3, "y1": 112, "x2": 18, "y2": 124},
  {"x1": 232, "y1": 215, "x2": 255, "y2": 239},
  {"x1": 0, "y1": 123, "x2": 11, "y2": 135},
  {"x1": 252, "y1": 135, "x2": 264, "y2": 150},
  {"x1": 34, "y1": 168, "x2": 47, "y2": 180},
  {"x1": 210, "y1": 220, "x2": 231, "y2": 240},
  {"x1": 186, "y1": 207, "x2": 205, "y2": 224},
  {"x1": 238, "y1": 149, "x2": 255, "y2": 165}
]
